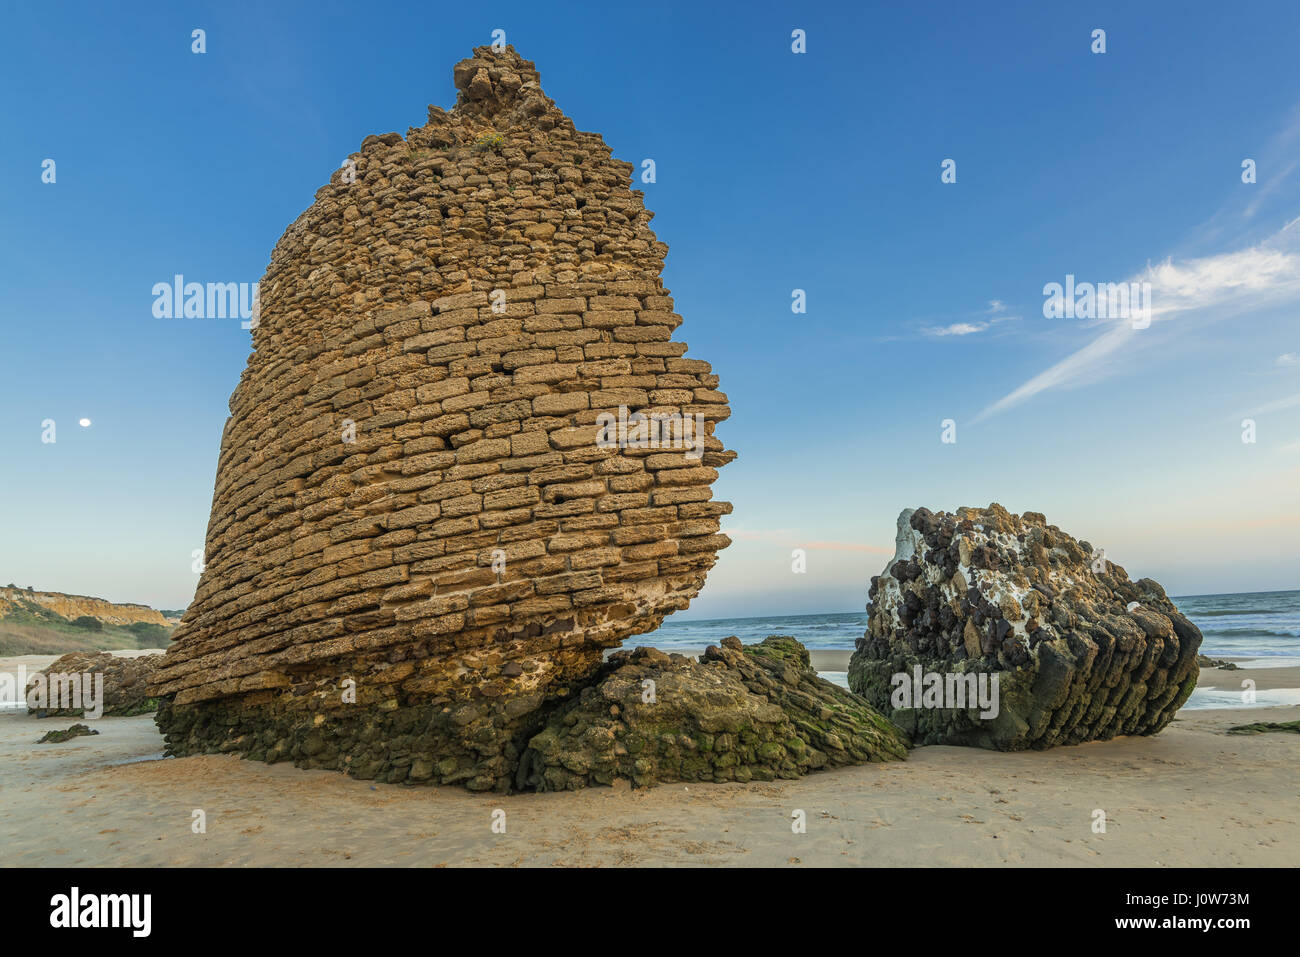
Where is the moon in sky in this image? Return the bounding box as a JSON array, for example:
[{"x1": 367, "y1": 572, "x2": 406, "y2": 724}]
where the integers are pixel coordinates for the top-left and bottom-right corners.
[{"x1": 78, "y1": 418, "x2": 91, "y2": 427}]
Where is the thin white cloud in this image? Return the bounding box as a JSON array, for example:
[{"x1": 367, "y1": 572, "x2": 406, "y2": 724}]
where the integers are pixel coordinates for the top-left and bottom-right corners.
[
  {"x1": 1277, "y1": 352, "x2": 1298, "y2": 366},
  {"x1": 1188, "y1": 101, "x2": 1300, "y2": 240},
  {"x1": 974, "y1": 235, "x2": 1300, "y2": 421},
  {"x1": 1245, "y1": 158, "x2": 1300, "y2": 220},
  {"x1": 1140, "y1": 244, "x2": 1300, "y2": 318},
  {"x1": 927, "y1": 321, "x2": 987, "y2": 336},
  {"x1": 975, "y1": 322, "x2": 1133, "y2": 420},
  {"x1": 921, "y1": 301, "x2": 1021, "y2": 338},
  {"x1": 971, "y1": 103, "x2": 1300, "y2": 421},
  {"x1": 1244, "y1": 392, "x2": 1300, "y2": 416}
]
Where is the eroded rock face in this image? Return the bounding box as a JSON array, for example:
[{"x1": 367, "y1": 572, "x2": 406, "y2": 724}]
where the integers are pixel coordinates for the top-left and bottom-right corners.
[
  {"x1": 0, "y1": 586, "x2": 169, "y2": 628},
  {"x1": 848, "y1": 505, "x2": 1202, "y2": 749},
  {"x1": 518, "y1": 637, "x2": 908, "y2": 790},
  {"x1": 153, "y1": 46, "x2": 734, "y2": 792},
  {"x1": 30, "y1": 652, "x2": 162, "y2": 718}
]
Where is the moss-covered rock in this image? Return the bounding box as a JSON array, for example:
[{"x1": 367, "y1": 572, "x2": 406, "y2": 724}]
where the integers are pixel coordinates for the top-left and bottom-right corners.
[
  {"x1": 516, "y1": 636, "x2": 908, "y2": 791},
  {"x1": 1226, "y1": 720, "x2": 1300, "y2": 735},
  {"x1": 37, "y1": 723, "x2": 99, "y2": 743}
]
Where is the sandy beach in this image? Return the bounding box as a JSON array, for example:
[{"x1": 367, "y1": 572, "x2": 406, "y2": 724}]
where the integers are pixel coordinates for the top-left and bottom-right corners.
[{"x1": 1, "y1": 655, "x2": 1295, "y2": 867}]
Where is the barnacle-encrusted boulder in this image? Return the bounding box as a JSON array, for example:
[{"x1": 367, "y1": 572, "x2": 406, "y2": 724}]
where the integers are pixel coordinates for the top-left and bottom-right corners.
[
  {"x1": 517, "y1": 636, "x2": 908, "y2": 790},
  {"x1": 29, "y1": 652, "x2": 162, "y2": 718},
  {"x1": 848, "y1": 505, "x2": 1202, "y2": 749},
  {"x1": 153, "y1": 45, "x2": 734, "y2": 792}
]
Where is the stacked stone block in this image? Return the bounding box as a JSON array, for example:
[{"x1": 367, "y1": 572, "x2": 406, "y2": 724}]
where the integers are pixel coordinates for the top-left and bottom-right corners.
[{"x1": 153, "y1": 46, "x2": 735, "y2": 791}]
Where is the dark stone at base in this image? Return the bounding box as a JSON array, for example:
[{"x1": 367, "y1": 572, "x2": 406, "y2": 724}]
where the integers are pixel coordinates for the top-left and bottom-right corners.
[
  {"x1": 156, "y1": 684, "x2": 553, "y2": 793},
  {"x1": 516, "y1": 636, "x2": 909, "y2": 791},
  {"x1": 156, "y1": 636, "x2": 908, "y2": 792}
]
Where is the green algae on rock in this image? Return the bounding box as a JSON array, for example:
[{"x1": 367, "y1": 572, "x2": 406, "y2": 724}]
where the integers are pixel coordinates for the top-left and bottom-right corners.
[
  {"x1": 37, "y1": 723, "x2": 100, "y2": 744},
  {"x1": 849, "y1": 504, "x2": 1203, "y2": 750},
  {"x1": 516, "y1": 636, "x2": 909, "y2": 791},
  {"x1": 1226, "y1": 720, "x2": 1300, "y2": 735}
]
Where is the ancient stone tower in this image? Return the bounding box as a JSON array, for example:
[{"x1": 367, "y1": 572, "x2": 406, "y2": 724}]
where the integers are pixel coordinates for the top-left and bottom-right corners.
[{"x1": 153, "y1": 46, "x2": 735, "y2": 791}]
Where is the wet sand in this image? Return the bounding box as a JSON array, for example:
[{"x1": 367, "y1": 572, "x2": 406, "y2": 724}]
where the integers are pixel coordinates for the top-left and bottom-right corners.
[{"x1": 1, "y1": 659, "x2": 1295, "y2": 867}]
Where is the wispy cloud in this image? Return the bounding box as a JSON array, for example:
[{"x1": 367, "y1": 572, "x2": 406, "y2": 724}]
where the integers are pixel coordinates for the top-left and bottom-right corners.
[
  {"x1": 1245, "y1": 159, "x2": 1300, "y2": 220},
  {"x1": 922, "y1": 300, "x2": 1021, "y2": 338},
  {"x1": 1140, "y1": 244, "x2": 1300, "y2": 318},
  {"x1": 973, "y1": 322, "x2": 1133, "y2": 420},
  {"x1": 927, "y1": 322, "x2": 987, "y2": 337},
  {"x1": 972, "y1": 102, "x2": 1300, "y2": 422},
  {"x1": 1185, "y1": 102, "x2": 1300, "y2": 245},
  {"x1": 1243, "y1": 392, "x2": 1300, "y2": 416},
  {"x1": 974, "y1": 234, "x2": 1300, "y2": 421}
]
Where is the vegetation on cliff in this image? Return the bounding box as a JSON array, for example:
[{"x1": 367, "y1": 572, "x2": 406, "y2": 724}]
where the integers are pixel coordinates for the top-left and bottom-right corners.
[{"x1": 0, "y1": 595, "x2": 174, "y2": 656}]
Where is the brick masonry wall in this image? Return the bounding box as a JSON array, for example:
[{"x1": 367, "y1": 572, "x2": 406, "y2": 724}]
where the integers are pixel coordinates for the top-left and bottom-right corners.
[{"x1": 151, "y1": 46, "x2": 736, "y2": 790}]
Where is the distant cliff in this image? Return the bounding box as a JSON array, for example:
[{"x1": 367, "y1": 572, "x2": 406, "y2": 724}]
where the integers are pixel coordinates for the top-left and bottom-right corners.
[
  {"x1": 0, "y1": 586, "x2": 169, "y2": 627},
  {"x1": 0, "y1": 586, "x2": 177, "y2": 655}
]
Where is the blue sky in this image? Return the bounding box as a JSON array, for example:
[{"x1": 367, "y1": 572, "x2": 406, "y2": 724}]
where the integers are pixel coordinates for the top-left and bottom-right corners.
[{"x1": 1, "y1": 1, "x2": 1297, "y2": 617}]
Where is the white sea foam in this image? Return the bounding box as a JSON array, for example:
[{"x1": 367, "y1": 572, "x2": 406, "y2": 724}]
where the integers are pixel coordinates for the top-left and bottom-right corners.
[
  {"x1": 1181, "y1": 686, "x2": 1300, "y2": 710},
  {"x1": 1222, "y1": 656, "x2": 1300, "y2": 669}
]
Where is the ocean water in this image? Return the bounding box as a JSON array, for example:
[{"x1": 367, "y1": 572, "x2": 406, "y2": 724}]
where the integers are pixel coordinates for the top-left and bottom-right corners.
[
  {"x1": 4, "y1": 592, "x2": 1295, "y2": 711},
  {"x1": 644, "y1": 589, "x2": 1300, "y2": 660},
  {"x1": 1172, "y1": 590, "x2": 1300, "y2": 660},
  {"x1": 644, "y1": 611, "x2": 868, "y2": 652},
  {"x1": 644, "y1": 591, "x2": 1300, "y2": 711}
]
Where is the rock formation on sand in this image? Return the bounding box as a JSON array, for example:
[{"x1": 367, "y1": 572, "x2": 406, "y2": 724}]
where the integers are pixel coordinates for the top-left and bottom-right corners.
[
  {"x1": 153, "y1": 46, "x2": 738, "y2": 791},
  {"x1": 1197, "y1": 654, "x2": 1237, "y2": 670},
  {"x1": 849, "y1": 505, "x2": 1202, "y2": 749},
  {"x1": 30, "y1": 652, "x2": 162, "y2": 717},
  {"x1": 37, "y1": 724, "x2": 100, "y2": 744},
  {"x1": 518, "y1": 637, "x2": 909, "y2": 791}
]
